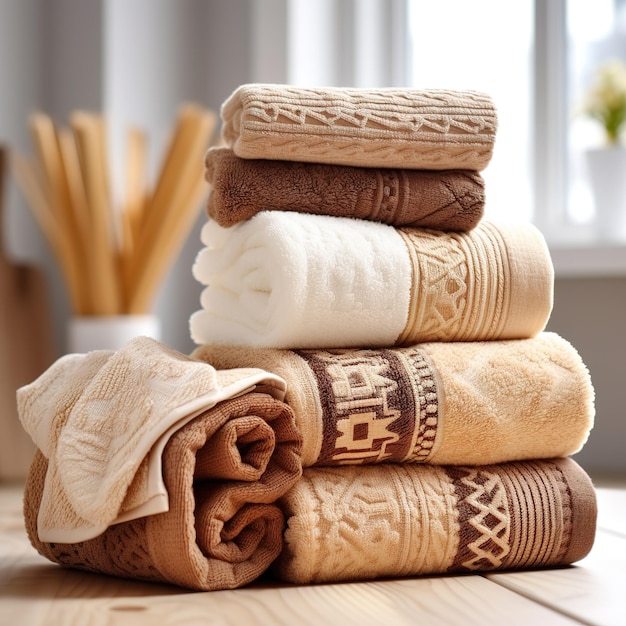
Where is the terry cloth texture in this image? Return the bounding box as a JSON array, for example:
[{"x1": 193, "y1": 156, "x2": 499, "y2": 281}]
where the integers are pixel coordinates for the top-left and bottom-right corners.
[
  {"x1": 272, "y1": 458, "x2": 597, "y2": 584},
  {"x1": 220, "y1": 84, "x2": 498, "y2": 170},
  {"x1": 190, "y1": 212, "x2": 554, "y2": 349},
  {"x1": 204, "y1": 147, "x2": 485, "y2": 231},
  {"x1": 17, "y1": 338, "x2": 302, "y2": 587},
  {"x1": 192, "y1": 332, "x2": 594, "y2": 468}
]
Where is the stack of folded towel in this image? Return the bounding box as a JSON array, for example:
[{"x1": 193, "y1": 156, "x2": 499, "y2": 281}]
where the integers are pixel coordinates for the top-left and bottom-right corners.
[
  {"x1": 18, "y1": 84, "x2": 597, "y2": 591},
  {"x1": 187, "y1": 84, "x2": 596, "y2": 585}
]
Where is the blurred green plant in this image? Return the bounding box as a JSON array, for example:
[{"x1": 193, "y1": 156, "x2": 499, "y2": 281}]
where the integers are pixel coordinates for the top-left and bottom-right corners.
[{"x1": 584, "y1": 59, "x2": 626, "y2": 146}]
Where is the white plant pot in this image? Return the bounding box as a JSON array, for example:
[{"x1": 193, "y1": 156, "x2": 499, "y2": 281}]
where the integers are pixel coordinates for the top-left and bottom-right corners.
[
  {"x1": 67, "y1": 314, "x2": 161, "y2": 354},
  {"x1": 586, "y1": 146, "x2": 626, "y2": 241}
]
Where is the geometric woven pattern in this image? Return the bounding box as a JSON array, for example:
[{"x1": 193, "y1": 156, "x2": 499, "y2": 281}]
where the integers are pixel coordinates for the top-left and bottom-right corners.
[
  {"x1": 296, "y1": 348, "x2": 439, "y2": 465},
  {"x1": 445, "y1": 467, "x2": 511, "y2": 571},
  {"x1": 221, "y1": 85, "x2": 497, "y2": 170},
  {"x1": 397, "y1": 222, "x2": 511, "y2": 344}
]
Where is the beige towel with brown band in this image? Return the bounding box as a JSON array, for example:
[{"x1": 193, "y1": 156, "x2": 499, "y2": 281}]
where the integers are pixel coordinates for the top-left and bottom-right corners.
[
  {"x1": 18, "y1": 338, "x2": 303, "y2": 590},
  {"x1": 272, "y1": 458, "x2": 597, "y2": 584},
  {"x1": 190, "y1": 212, "x2": 554, "y2": 349},
  {"x1": 192, "y1": 332, "x2": 594, "y2": 468},
  {"x1": 204, "y1": 147, "x2": 485, "y2": 231},
  {"x1": 220, "y1": 84, "x2": 498, "y2": 170}
]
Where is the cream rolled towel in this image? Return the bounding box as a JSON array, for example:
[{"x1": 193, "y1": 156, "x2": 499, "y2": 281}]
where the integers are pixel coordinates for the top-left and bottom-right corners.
[
  {"x1": 272, "y1": 458, "x2": 597, "y2": 584},
  {"x1": 190, "y1": 212, "x2": 554, "y2": 349},
  {"x1": 16, "y1": 337, "x2": 301, "y2": 544},
  {"x1": 220, "y1": 84, "x2": 498, "y2": 170},
  {"x1": 192, "y1": 332, "x2": 594, "y2": 467}
]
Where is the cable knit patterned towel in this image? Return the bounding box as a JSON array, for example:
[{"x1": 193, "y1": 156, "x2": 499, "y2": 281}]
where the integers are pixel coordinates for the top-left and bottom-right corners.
[
  {"x1": 18, "y1": 337, "x2": 302, "y2": 590},
  {"x1": 205, "y1": 147, "x2": 485, "y2": 231},
  {"x1": 220, "y1": 84, "x2": 498, "y2": 170},
  {"x1": 273, "y1": 458, "x2": 597, "y2": 584},
  {"x1": 192, "y1": 332, "x2": 594, "y2": 467},
  {"x1": 190, "y1": 212, "x2": 554, "y2": 349}
]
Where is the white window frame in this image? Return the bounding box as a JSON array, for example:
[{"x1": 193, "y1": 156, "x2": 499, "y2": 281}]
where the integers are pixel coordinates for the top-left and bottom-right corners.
[{"x1": 533, "y1": 0, "x2": 569, "y2": 238}]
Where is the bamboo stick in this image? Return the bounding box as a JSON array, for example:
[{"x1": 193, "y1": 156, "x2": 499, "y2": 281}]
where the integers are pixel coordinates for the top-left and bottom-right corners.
[
  {"x1": 124, "y1": 127, "x2": 148, "y2": 243},
  {"x1": 56, "y1": 127, "x2": 92, "y2": 314},
  {"x1": 11, "y1": 153, "x2": 82, "y2": 312},
  {"x1": 119, "y1": 127, "x2": 148, "y2": 304},
  {"x1": 16, "y1": 104, "x2": 217, "y2": 319},
  {"x1": 29, "y1": 113, "x2": 90, "y2": 313},
  {"x1": 128, "y1": 108, "x2": 217, "y2": 313},
  {"x1": 126, "y1": 105, "x2": 203, "y2": 296},
  {"x1": 70, "y1": 112, "x2": 121, "y2": 315}
]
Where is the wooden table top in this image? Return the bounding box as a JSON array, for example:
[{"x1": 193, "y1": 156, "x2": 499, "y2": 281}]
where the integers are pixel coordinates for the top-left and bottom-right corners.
[{"x1": 1, "y1": 479, "x2": 624, "y2": 626}]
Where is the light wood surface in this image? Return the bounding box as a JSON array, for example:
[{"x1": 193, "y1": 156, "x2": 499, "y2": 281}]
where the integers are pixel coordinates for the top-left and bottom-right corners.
[{"x1": 0, "y1": 479, "x2": 624, "y2": 626}]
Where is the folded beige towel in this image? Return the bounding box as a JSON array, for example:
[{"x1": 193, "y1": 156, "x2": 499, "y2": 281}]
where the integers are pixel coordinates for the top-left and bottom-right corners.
[
  {"x1": 273, "y1": 458, "x2": 597, "y2": 584},
  {"x1": 205, "y1": 147, "x2": 485, "y2": 231},
  {"x1": 190, "y1": 212, "x2": 554, "y2": 348},
  {"x1": 220, "y1": 84, "x2": 498, "y2": 170},
  {"x1": 24, "y1": 390, "x2": 302, "y2": 590},
  {"x1": 192, "y1": 332, "x2": 594, "y2": 467},
  {"x1": 16, "y1": 337, "x2": 302, "y2": 546}
]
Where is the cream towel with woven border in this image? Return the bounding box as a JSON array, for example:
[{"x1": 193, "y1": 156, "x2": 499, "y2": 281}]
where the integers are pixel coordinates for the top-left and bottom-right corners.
[
  {"x1": 17, "y1": 337, "x2": 300, "y2": 544},
  {"x1": 192, "y1": 332, "x2": 594, "y2": 467},
  {"x1": 190, "y1": 212, "x2": 553, "y2": 349},
  {"x1": 273, "y1": 458, "x2": 597, "y2": 584},
  {"x1": 220, "y1": 84, "x2": 497, "y2": 170}
]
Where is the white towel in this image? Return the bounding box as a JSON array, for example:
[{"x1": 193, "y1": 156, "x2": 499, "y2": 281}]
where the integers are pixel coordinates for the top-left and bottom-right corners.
[
  {"x1": 190, "y1": 212, "x2": 554, "y2": 349},
  {"x1": 191, "y1": 212, "x2": 412, "y2": 348}
]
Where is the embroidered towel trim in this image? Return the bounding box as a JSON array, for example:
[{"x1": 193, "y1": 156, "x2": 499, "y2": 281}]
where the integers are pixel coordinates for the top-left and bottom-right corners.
[
  {"x1": 272, "y1": 458, "x2": 597, "y2": 584},
  {"x1": 192, "y1": 332, "x2": 594, "y2": 467},
  {"x1": 16, "y1": 337, "x2": 299, "y2": 543},
  {"x1": 220, "y1": 84, "x2": 498, "y2": 170},
  {"x1": 204, "y1": 147, "x2": 485, "y2": 231}
]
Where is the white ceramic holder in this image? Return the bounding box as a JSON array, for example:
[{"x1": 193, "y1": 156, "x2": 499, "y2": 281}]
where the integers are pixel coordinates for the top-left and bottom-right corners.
[
  {"x1": 67, "y1": 314, "x2": 161, "y2": 354},
  {"x1": 586, "y1": 147, "x2": 626, "y2": 242}
]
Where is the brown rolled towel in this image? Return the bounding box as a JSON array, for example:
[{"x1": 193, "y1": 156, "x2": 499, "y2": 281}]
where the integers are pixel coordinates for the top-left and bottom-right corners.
[
  {"x1": 272, "y1": 458, "x2": 597, "y2": 584},
  {"x1": 18, "y1": 338, "x2": 302, "y2": 590},
  {"x1": 192, "y1": 332, "x2": 594, "y2": 468},
  {"x1": 24, "y1": 392, "x2": 302, "y2": 590},
  {"x1": 205, "y1": 147, "x2": 485, "y2": 231},
  {"x1": 221, "y1": 84, "x2": 498, "y2": 170}
]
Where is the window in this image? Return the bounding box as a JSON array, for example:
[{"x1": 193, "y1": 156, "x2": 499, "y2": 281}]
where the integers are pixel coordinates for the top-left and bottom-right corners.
[
  {"x1": 407, "y1": 0, "x2": 534, "y2": 224},
  {"x1": 567, "y1": 0, "x2": 626, "y2": 228},
  {"x1": 407, "y1": 0, "x2": 626, "y2": 243},
  {"x1": 286, "y1": 0, "x2": 626, "y2": 247}
]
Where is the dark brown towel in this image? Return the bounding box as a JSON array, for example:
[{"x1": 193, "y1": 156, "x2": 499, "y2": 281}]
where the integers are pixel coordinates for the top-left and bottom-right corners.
[{"x1": 205, "y1": 147, "x2": 485, "y2": 231}]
